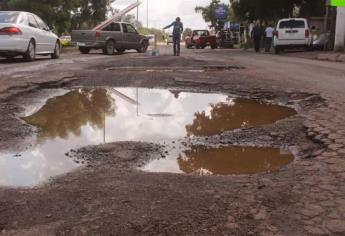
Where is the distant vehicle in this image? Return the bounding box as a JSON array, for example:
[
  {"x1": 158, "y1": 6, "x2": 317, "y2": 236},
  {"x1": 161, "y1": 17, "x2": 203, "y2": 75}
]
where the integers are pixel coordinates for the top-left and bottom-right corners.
[
  {"x1": 166, "y1": 34, "x2": 173, "y2": 45},
  {"x1": 273, "y1": 18, "x2": 312, "y2": 54},
  {"x1": 0, "y1": 11, "x2": 60, "y2": 61},
  {"x1": 72, "y1": 22, "x2": 149, "y2": 55},
  {"x1": 145, "y1": 34, "x2": 155, "y2": 44},
  {"x1": 185, "y1": 30, "x2": 217, "y2": 49},
  {"x1": 312, "y1": 32, "x2": 330, "y2": 50},
  {"x1": 216, "y1": 30, "x2": 234, "y2": 49}
]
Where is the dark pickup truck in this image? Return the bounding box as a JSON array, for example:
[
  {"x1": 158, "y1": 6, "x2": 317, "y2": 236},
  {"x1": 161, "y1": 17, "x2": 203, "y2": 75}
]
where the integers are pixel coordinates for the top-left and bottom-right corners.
[
  {"x1": 72, "y1": 22, "x2": 149, "y2": 55},
  {"x1": 185, "y1": 30, "x2": 217, "y2": 49}
]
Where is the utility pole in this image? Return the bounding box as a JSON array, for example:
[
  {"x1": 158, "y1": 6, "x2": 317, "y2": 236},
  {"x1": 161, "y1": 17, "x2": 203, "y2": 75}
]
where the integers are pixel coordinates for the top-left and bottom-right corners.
[
  {"x1": 146, "y1": 0, "x2": 149, "y2": 28},
  {"x1": 334, "y1": 7, "x2": 345, "y2": 51},
  {"x1": 137, "y1": 0, "x2": 139, "y2": 21}
]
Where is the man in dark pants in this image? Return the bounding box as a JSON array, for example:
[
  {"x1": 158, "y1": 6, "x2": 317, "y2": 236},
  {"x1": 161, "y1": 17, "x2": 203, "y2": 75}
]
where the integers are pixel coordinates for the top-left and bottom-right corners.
[
  {"x1": 251, "y1": 22, "x2": 262, "y2": 53},
  {"x1": 163, "y1": 17, "x2": 184, "y2": 56}
]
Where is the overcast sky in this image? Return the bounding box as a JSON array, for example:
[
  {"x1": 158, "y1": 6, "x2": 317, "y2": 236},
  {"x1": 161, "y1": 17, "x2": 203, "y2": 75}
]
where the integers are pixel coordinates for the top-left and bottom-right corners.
[{"x1": 113, "y1": 0, "x2": 229, "y2": 30}]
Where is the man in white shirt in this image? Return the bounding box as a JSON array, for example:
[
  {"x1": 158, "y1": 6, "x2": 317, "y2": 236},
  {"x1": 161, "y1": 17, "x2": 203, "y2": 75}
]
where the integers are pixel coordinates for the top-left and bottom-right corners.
[{"x1": 265, "y1": 24, "x2": 275, "y2": 52}]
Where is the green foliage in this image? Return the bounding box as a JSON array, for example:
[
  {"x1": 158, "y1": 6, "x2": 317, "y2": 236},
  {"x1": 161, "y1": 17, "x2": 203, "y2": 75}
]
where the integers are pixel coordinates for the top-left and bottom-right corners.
[
  {"x1": 196, "y1": 0, "x2": 230, "y2": 29},
  {"x1": 230, "y1": 0, "x2": 325, "y2": 22},
  {"x1": 0, "y1": 0, "x2": 115, "y2": 35},
  {"x1": 138, "y1": 27, "x2": 166, "y2": 42}
]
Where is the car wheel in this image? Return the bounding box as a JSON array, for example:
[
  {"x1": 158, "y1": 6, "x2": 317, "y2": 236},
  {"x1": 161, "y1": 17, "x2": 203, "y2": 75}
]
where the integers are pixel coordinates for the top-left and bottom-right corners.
[
  {"x1": 211, "y1": 44, "x2": 217, "y2": 49},
  {"x1": 137, "y1": 41, "x2": 148, "y2": 53},
  {"x1": 24, "y1": 40, "x2": 35, "y2": 62},
  {"x1": 196, "y1": 45, "x2": 201, "y2": 49},
  {"x1": 51, "y1": 41, "x2": 60, "y2": 59},
  {"x1": 103, "y1": 40, "x2": 115, "y2": 55},
  {"x1": 79, "y1": 47, "x2": 90, "y2": 54}
]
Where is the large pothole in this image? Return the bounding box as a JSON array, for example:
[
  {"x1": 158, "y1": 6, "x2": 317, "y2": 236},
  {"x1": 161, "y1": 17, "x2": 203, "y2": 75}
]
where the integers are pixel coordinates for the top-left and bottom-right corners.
[{"x1": 0, "y1": 87, "x2": 297, "y2": 187}]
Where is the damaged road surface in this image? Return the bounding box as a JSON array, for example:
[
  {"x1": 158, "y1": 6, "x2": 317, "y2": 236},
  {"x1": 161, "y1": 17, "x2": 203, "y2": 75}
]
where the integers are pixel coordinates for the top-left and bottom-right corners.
[{"x1": 0, "y1": 48, "x2": 345, "y2": 235}]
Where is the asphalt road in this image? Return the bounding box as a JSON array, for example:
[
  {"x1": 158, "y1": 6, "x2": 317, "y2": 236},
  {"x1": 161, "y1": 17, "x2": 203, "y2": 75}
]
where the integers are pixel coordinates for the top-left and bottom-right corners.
[{"x1": 1, "y1": 46, "x2": 345, "y2": 235}]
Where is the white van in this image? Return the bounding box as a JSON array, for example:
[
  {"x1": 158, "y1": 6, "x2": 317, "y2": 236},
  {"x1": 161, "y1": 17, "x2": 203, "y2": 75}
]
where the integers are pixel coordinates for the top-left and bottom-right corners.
[{"x1": 273, "y1": 18, "x2": 312, "y2": 54}]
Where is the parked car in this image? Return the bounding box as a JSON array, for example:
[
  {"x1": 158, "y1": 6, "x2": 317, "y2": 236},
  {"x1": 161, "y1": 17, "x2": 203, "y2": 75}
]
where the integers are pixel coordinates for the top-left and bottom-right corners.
[
  {"x1": 166, "y1": 34, "x2": 173, "y2": 45},
  {"x1": 185, "y1": 30, "x2": 217, "y2": 49},
  {"x1": 273, "y1": 18, "x2": 312, "y2": 54},
  {"x1": 216, "y1": 30, "x2": 234, "y2": 48},
  {"x1": 0, "y1": 11, "x2": 60, "y2": 61},
  {"x1": 312, "y1": 32, "x2": 330, "y2": 50},
  {"x1": 72, "y1": 22, "x2": 149, "y2": 55}
]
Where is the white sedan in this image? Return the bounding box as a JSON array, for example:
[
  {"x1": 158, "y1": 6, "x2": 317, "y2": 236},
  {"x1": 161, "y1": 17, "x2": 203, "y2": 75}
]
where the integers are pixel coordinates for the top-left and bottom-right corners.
[{"x1": 0, "y1": 11, "x2": 60, "y2": 61}]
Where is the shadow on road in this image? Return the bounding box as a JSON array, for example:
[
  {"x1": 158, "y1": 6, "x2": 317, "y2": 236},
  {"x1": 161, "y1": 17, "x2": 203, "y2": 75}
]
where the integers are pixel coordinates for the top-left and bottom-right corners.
[{"x1": 0, "y1": 57, "x2": 51, "y2": 64}]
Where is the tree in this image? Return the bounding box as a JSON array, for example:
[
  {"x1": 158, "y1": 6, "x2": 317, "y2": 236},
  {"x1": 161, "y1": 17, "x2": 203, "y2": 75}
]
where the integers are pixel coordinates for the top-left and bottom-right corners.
[
  {"x1": 183, "y1": 28, "x2": 193, "y2": 39},
  {"x1": 230, "y1": 0, "x2": 325, "y2": 22},
  {"x1": 0, "y1": 0, "x2": 115, "y2": 35},
  {"x1": 195, "y1": 0, "x2": 230, "y2": 29}
]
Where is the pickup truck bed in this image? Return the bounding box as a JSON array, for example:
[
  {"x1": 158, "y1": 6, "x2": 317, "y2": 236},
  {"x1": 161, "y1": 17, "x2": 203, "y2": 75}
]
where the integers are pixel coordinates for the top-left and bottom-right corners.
[{"x1": 72, "y1": 22, "x2": 149, "y2": 55}]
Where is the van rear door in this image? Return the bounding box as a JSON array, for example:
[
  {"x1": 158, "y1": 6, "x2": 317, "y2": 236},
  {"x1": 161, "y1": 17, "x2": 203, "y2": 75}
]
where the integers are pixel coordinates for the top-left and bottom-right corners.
[{"x1": 278, "y1": 19, "x2": 307, "y2": 41}]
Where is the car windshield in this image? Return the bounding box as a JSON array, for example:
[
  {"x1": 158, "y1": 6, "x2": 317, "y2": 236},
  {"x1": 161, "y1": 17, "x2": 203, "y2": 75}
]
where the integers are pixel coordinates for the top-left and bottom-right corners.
[
  {"x1": 194, "y1": 31, "x2": 209, "y2": 36},
  {"x1": 279, "y1": 20, "x2": 305, "y2": 29},
  {"x1": 0, "y1": 12, "x2": 20, "y2": 23}
]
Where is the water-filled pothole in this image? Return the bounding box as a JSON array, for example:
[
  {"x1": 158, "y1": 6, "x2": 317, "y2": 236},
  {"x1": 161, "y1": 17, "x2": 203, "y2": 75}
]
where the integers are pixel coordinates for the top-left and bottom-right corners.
[
  {"x1": 0, "y1": 88, "x2": 296, "y2": 186},
  {"x1": 141, "y1": 146, "x2": 294, "y2": 175}
]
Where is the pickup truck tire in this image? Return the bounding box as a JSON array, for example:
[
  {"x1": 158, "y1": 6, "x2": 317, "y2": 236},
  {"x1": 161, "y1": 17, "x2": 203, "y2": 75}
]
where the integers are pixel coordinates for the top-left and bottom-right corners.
[
  {"x1": 137, "y1": 41, "x2": 148, "y2": 53},
  {"x1": 79, "y1": 47, "x2": 90, "y2": 54},
  {"x1": 103, "y1": 40, "x2": 115, "y2": 55}
]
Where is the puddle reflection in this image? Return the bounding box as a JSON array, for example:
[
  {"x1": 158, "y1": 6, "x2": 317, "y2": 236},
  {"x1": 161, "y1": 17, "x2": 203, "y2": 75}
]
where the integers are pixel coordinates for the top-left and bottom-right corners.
[
  {"x1": 142, "y1": 146, "x2": 294, "y2": 175},
  {"x1": 0, "y1": 88, "x2": 296, "y2": 186},
  {"x1": 186, "y1": 98, "x2": 296, "y2": 136}
]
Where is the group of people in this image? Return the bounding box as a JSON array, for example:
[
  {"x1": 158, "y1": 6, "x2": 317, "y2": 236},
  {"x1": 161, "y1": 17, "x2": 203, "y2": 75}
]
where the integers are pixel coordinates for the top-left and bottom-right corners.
[
  {"x1": 251, "y1": 21, "x2": 275, "y2": 53},
  {"x1": 163, "y1": 17, "x2": 276, "y2": 56}
]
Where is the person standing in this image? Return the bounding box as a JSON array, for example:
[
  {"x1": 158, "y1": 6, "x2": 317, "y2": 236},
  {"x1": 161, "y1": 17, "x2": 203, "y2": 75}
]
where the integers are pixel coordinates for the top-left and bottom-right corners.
[
  {"x1": 251, "y1": 21, "x2": 262, "y2": 53},
  {"x1": 163, "y1": 17, "x2": 184, "y2": 56},
  {"x1": 265, "y1": 24, "x2": 274, "y2": 52}
]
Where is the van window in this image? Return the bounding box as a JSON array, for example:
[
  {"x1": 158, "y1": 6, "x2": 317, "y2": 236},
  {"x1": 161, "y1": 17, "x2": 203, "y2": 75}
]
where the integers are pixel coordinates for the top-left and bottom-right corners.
[
  {"x1": 279, "y1": 20, "x2": 305, "y2": 29},
  {"x1": 102, "y1": 23, "x2": 121, "y2": 32}
]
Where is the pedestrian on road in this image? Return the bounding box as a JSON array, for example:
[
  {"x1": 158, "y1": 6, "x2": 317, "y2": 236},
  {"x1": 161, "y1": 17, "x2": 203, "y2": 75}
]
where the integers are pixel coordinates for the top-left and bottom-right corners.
[
  {"x1": 251, "y1": 21, "x2": 262, "y2": 53},
  {"x1": 265, "y1": 24, "x2": 274, "y2": 52},
  {"x1": 163, "y1": 17, "x2": 184, "y2": 56}
]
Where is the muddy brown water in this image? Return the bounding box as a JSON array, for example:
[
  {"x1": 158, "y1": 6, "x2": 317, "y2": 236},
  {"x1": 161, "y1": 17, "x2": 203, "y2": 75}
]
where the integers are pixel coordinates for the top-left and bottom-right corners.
[
  {"x1": 0, "y1": 88, "x2": 296, "y2": 186},
  {"x1": 141, "y1": 146, "x2": 294, "y2": 175}
]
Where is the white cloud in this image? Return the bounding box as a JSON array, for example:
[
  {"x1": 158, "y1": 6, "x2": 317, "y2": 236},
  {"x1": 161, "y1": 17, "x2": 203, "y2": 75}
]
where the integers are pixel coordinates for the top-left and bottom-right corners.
[{"x1": 113, "y1": 0, "x2": 229, "y2": 30}]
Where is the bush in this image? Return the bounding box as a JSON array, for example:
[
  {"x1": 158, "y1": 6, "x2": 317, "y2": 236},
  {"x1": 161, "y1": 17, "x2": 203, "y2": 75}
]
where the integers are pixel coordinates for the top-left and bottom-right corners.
[{"x1": 61, "y1": 40, "x2": 73, "y2": 48}]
